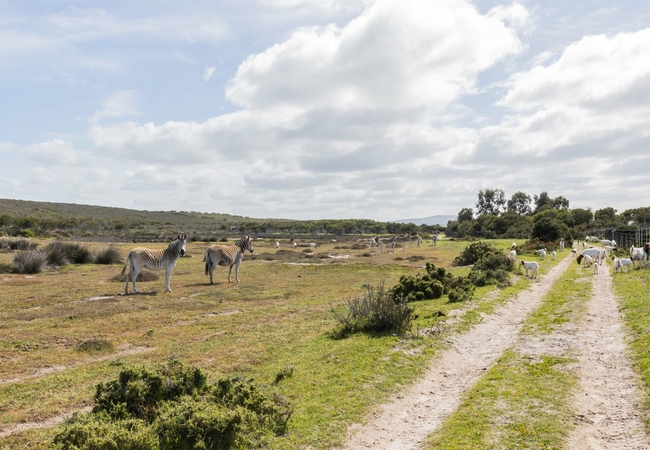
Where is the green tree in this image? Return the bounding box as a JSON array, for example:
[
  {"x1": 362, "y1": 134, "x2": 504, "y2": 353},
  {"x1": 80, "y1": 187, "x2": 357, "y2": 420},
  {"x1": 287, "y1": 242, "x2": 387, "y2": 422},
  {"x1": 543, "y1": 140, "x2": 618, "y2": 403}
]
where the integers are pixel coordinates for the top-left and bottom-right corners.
[
  {"x1": 595, "y1": 207, "x2": 616, "y2": 222},
  {"x1": 571, "y1": 208, "x2": 592, "y2": 226},
  {"x1": 476, "y1": 189, "x2": 506, "y2": 216},
  {"x1": 552, "y1": 196, "x2": 570, "y2": 210},
  {"x1": 457, "y1": 207, "x2": 474, "y2": 223},
  {"x1": 533, "y1": 191, "x2": 552, "y2": 213},
  {"x1": 507, "y1": 191, "x2": 532, "y2": 215}
]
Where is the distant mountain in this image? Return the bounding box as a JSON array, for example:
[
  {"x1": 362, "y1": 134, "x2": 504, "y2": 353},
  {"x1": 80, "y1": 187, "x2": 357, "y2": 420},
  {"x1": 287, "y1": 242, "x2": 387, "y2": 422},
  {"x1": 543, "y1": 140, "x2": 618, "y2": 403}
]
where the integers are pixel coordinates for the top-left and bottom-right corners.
[{"x1": 393, "y1": 215, "x2": 456, "y2": 226}]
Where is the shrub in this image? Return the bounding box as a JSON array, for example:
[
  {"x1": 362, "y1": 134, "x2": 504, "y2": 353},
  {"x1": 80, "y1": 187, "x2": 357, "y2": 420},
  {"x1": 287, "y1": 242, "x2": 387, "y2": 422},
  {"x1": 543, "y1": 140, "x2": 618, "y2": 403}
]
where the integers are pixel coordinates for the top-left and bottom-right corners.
[
  {"x1": 391, "y1": 262, "x2": 474, "y2": 303},
  {"x1": 53, "y1": 361, "x2": 291, "y2": 450},
  {"x1": 331, "y1": 282, "x2": 414, "y2": 336},
  {"x1": 6, "y1": 238, "x2": 38, "y2": 251},
  {"x1": 12, "y1": 251, "x2": 47, "y2": 274},
  {"x1": 43, "y1": 241, "x2": 92, "y2": 266},
  {"x1": 0, "y1": 263, "x2": 12, "y2": 274},
  {"x1": 77, "y1": 338, "x2": 114, "y2": 353},
  {"x1": 93, "y1": 244, "x2": 122, "y2": 265},
  {"x1": 452, "y1": 242, "x2": 498, "y2": 267},
  {"x1": 468, "y1": 251, "x2": 514, "y2": 288}
]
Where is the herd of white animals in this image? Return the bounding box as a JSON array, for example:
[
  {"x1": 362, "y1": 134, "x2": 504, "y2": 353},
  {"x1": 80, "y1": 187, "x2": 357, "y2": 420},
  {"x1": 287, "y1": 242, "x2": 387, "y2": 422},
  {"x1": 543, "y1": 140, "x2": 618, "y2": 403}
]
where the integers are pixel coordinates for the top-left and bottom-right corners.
[{"x1": 121, "y1": 233, "x2": 649, "y2": 293}]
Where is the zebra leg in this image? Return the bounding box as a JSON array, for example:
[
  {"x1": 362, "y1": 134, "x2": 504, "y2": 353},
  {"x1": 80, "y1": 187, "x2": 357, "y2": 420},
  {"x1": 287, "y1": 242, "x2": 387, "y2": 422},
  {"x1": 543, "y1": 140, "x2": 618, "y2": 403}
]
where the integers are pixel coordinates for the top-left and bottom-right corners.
[
  {"x1": 131, "y1": 266, "x2": 141, "y2": 293},
  {"x1": 165, "y1": 267, "x2": 173, "y2": 292},
  {"x1": 227, "y1": 264, "x2": 234, "y2": 282},
  {"x1": 235, "y1": 260, "x2": 241, "y2": 283}
]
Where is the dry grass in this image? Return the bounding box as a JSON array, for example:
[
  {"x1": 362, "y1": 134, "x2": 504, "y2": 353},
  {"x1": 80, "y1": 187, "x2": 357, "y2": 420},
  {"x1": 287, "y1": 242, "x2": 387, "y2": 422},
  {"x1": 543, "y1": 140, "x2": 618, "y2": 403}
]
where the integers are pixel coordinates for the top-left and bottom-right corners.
[{"x1": 0, "y1": 237, "x2": 538, "y2": 447}]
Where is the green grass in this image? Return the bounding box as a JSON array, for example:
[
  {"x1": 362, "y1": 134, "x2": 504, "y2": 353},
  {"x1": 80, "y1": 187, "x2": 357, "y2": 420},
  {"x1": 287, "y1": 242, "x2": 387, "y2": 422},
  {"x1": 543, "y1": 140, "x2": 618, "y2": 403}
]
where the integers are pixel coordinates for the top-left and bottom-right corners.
[
  {"x1": 611, "y1": 265, "x2": 650, "y2": 429},
  {"x1": 0, "y1": 238, "x2": 540, "y2": 448},
  {"x1": 425, "y1": 256, "x2": 589, "y2": 449}
]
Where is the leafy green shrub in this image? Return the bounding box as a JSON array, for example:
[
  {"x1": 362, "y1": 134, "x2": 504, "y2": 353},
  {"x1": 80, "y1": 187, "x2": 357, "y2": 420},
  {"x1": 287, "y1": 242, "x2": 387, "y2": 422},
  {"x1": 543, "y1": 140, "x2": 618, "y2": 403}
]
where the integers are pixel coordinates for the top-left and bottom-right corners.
[
  {"x1": 12, "y1": 250, "x2": 47, "y2": 274},
  {"x1": 331, "y1": 283, "x2": 414, "y2": 336},
  {"x1": 93, "y1": 244, "x2": 122, "y2": 264},
  {"x1": 53, "y1": 361, "x2": 292, "y2": 450},
  {"x1": 43, "y1": 241, "x2": 92, "y2": 266},
  {"x1": 468, "y1": 251, "x2": 514, "y2": 288},
  {"x1": 452, "y1": 241, "x2": 498, "y2": 267},
  {"x1": 391, "y1": 262, "x2": 474, "y2": 303}
]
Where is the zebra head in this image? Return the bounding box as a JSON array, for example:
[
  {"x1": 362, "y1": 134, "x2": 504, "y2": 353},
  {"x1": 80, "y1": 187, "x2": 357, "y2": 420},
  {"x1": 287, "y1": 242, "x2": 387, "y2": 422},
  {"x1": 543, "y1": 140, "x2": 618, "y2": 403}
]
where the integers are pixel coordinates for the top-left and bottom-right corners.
[
  {"x1": 242, "y1": 235, "x2": 254, "y2": 253},
  {"x1": 176, "y1": 234, "x2": 187, "y2": 256}
]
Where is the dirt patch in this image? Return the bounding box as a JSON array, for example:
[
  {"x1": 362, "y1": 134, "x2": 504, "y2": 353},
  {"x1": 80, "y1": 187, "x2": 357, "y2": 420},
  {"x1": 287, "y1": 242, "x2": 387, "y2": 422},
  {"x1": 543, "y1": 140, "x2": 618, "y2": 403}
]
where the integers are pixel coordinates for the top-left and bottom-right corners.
[
  {"x1": 566, "y1": 263, "x2": 650, "y2": 449},
  {"x1": 344, "y1": 256, "x2": 574, "y2": 449},
  {"x1": 0, "y1": 406, "x2": 93, "y2": 439}
]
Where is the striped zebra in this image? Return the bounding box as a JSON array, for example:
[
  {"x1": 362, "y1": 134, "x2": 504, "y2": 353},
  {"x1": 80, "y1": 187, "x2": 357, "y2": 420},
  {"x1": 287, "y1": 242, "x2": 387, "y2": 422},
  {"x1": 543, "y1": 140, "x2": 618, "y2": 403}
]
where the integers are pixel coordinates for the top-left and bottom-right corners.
[
  {"x1": 432, "y1": 234, "x2": 438, "y2": 246},
  {"x1": 205, "y1": 235, "x2": 254, "y2": 283},
  {"x1": 377, "y1": 235, "x2": 395, "y2": 253},
  {"x1": 408, "y1": 234, "x2": 423, "y2": 248},
  {"x1": 394, "y1": 234, "x2": 410, "y2": 251},
  {"x1": 121, "y1": 234, "x2": 187, "y2": 294}
]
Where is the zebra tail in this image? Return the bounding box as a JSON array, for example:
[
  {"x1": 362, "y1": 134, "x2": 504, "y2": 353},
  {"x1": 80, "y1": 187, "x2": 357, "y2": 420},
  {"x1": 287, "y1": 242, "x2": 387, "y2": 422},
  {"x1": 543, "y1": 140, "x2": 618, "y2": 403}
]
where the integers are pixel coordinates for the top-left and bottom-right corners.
[{"x1": 121, "y1": 254, "x2": 130, "y2": 276}]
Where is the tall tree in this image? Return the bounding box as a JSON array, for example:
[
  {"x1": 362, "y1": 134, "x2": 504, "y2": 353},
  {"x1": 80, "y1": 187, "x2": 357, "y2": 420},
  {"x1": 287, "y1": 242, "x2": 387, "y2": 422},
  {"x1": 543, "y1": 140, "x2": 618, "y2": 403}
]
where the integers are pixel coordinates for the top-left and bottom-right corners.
[
  {"x1": 595, "y1": 207, "x2": 616, "y2": 222},
  {"x1": 476, "y1": 189, "x2": 506, "y2": 216},
  {"x1": 552, "y1": 196, "x2": 570, "y2": 210},
  {"x1": 507, "y1": 191, "x2": 532, "y2": 215},
  {"x1": 533, "y1": 191, "x2": 552, "y2": 212},
  {"x1": 457, "y1": 207, "x2": 474, "y2": 223}
]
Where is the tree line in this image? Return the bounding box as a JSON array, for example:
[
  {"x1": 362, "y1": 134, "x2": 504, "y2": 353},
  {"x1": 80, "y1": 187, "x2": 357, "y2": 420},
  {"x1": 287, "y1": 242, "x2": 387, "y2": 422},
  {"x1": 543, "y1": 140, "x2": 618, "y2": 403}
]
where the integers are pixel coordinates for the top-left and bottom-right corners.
[{"x1": 447, "y1": 188, "x2": 650, "y2": 242}]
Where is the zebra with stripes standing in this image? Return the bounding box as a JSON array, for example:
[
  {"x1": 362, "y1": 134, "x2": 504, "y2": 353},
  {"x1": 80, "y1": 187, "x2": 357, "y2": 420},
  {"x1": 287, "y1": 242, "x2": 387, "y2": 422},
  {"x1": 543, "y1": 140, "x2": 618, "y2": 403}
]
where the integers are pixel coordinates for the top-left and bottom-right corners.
[
  {"x1": 121, "y1": 234, "x2": 187, "y2": 294},
  {"x1": 377, "y1": 235, "x2": 396, "y2": 253},
  {"x1": 205, "y1": 235, "x2": 254, "y2": 283},
  {"x1": 409, "y1": 234, "x2": 423, "y2": 248},
  {"x1": 394, "y1": 234, "x2": 410, "y2": 251}
]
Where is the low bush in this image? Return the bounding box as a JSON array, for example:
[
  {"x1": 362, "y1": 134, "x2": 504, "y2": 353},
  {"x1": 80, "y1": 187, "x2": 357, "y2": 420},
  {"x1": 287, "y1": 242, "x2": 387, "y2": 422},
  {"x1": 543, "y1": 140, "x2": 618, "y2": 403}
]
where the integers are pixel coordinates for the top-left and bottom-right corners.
[
  {"x1": 3, "y1": 238, "x2": 39, "y2": 251},
  {"x1": 331, "y1": 282, "x2": 414, "y2": 336},
  {"x1": 53, "y1": 360, "x2": 292, "y2": 450},
  {"x1": 93, "y1": 244, "x2": 122, "y2": 264},
  {"x1": 391, "y1": 262, "x2": 474, "y2": 303},
  {"x1": 77, "y1": 338, "x2": 114, "y2": 353},
  {"x1": 468, "y1": 251, "x2": 515, "y2": 288},
  {"x1": 452, "y1": 242, "x2": 499, "y2": 267},
  {"x1": 12, "y1": 250, "x2": 47, "y2": 274},
  {"x1": 43, "y1": 241, "x2": 92, "y2": 266},
  {"x1": 0, "y1": 263, "x2": 12, "y2": 273}
]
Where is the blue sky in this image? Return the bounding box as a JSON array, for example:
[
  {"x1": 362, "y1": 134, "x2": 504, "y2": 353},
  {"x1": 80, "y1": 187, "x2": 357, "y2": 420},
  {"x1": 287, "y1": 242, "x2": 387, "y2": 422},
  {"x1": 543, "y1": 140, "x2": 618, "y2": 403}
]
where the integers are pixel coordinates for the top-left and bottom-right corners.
[{"x1": 1, "y1": 0, "x2": 649, "y2": 221}]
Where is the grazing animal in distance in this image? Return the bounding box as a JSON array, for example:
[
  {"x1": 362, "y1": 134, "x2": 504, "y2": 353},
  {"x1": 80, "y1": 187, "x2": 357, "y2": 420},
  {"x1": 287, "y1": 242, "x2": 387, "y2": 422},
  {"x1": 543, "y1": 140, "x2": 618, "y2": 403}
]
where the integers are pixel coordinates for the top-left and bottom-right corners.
[
  {"x1": 537, "y1": 248, "x2": 547, "y2": 260},
  {"x1": 577, "y1": 248, "x2": 601, "y2": 265},
  {"x1": 613, "y1": 256, "x2": 632, "y2": 273},
  {"x1": 377, "y1": 236, "x2": 396, "y2": 253},
  {"x1": 394, "y1": 234, "x2": 410, "y2": 251},
  {"x1": 551, "y1": 250, "x2": 556, "y2": 260},
  {"x1": 571, "y1": 248, "x2": 577, "y2": 257},
  {"x1": 593, "y1": 262, "x2": 599, "y2": 275},
  {"x1": 559, "y1": 239, "x2": 564, "y2": 252},
  {"x1": 293, "y1": 242, "x2": 297, "y2": 249},
  {"x1": 205, "y1": 235, "x2": 254, "y2": 283},
  {"x1": 582, "y1": 254, "x2": 593, "y2": 267},
  {"x1": 520, "y1": 260, "x2": 539, "y2": 279},
  {"x1": 309, "y1": 242, "x2": 317, "y2": 251},
  {"x1": 511, "y1": 242, "x2": 517, "y2": 249},
  {"x1": 275, "y1": 241, "x2": 280, "y2": 249},
  {"x1": 409, "y1": 234, "x2": 423, "y2": 248},
  {"x1": 630, "y1": 246, "x2": 647, "y2": 267},
  {"x1": 508, "y1": 250, "x2": 517, "y2": 263},
  {"x1": 432, "y1": 234, "x2": 438, "y2": 246},
  {"x1": 121, "y1": 234, "x2": 187, "y2": 294}
]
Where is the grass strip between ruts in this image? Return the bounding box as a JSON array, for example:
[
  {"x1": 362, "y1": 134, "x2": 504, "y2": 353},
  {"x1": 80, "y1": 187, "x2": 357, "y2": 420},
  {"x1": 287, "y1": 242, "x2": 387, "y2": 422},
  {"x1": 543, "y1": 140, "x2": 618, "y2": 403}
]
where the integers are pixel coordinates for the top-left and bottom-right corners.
[{"x1": 426, "y1": 260, "x2": 592, "y2": 449}]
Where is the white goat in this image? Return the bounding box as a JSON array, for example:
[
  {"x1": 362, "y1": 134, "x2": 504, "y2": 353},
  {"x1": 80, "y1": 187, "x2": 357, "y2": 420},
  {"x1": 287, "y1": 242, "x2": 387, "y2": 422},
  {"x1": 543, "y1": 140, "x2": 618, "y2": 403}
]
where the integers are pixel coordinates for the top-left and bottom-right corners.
[
  {"x1": 508, "y1": 250, "x2": 517, "y2": 263},
  {"x1": 511, "y1": 242, "x2": 517, "y2": 249},
  {"x1": 630, "y1": 247, "x2": 647, "y2": 267},
  {"x1": 537, "y1": 248, "x2": 547, "y2": 260},
  {"x1": 293, "y1": 242, "x2": 297, "y2": 249},
  {"x1": 309, "y1": 242, "x2": 317, "y2": 251},
  {"x1": 559, "y1": 239, "x2": 565, "y2": 252},
  {"x1": 520, "y1": 260, "x2": 539, "y2": 279},
  {"x1": 571, "y1": 248, "x2": 577, "y2": 257},
  {"x1": 275, "y1": 241, "x2": 280, "y2": 249},
  {"x1": 577, "y1": 248, "x2": 600, "y2": 265},
  {"x1": 551, "y1": 250, "x2": 556, "y2": 260},
  {"x1": 613, "y1": 256, "x2": 632, "y2": 273},
  {"x1": 593, "y1": 262, "x2": 599, "y2": 275},
  {"x1": 582, "y1": 254, "x2": 593, "y2": 267}
]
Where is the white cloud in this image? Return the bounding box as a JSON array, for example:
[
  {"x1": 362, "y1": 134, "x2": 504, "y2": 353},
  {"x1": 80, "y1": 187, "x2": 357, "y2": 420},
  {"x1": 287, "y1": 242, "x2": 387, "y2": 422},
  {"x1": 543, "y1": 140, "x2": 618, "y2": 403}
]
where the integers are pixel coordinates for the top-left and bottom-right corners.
[
  {"x1": 89, "y1": 90, "x2": 142, "y2": 124},
  {"x1": 204, "y1": 65, "x2": 216, "y2": 81},
  {"x1": 26, "y1": 139, "x2": 85, "y2": 166}
]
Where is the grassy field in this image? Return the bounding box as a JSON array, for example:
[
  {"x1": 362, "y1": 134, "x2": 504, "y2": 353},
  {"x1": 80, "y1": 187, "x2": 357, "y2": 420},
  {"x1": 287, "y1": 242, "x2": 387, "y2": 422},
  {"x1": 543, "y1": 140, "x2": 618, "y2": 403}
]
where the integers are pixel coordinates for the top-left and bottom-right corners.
[
  {"x1": 426, "y1": 257, "x2": 590, "y2": 449},
  {"x1": 611, "y1": 265, "x2": 650, "y2": 429},
  {"x1": 0, "y1": 237, "x2": 555, "y2": 448}
]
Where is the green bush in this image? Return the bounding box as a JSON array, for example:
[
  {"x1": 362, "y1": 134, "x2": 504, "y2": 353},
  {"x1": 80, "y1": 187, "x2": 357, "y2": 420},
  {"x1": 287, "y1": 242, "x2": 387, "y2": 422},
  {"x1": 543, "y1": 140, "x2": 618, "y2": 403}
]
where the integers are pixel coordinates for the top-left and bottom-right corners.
[
  {"x1": 468, "y1": 251, "x2": 514, "y2": 288},
  {"x1": 93, "y1": 244, "x2": 122, "y2": 264},
  {"x1": 53, "y1": 361, "x2": 292, "y2": 450},
  {"x1": 452, "y1": 242, "x2": 498, "y2": 267},
  {"x1": 43, "y1": 241, "x2": 92, "y2": 266},
  {"x1": 391, "y1": 262, "x2": 474, "y2": 303},
  {"x1": 331, "y1": 283, "x2": 415, "y2": 336},
  {"x1": 12, "y1": 250, "x2": 47, "y2": 274}
]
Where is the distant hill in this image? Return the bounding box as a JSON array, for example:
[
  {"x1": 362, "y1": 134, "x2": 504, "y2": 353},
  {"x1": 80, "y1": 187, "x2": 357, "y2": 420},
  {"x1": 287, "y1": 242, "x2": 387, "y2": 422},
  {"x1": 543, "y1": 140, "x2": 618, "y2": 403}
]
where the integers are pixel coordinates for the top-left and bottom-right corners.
[{"x1": 393, "y1": 215, "x2": 456, "y2": 226}]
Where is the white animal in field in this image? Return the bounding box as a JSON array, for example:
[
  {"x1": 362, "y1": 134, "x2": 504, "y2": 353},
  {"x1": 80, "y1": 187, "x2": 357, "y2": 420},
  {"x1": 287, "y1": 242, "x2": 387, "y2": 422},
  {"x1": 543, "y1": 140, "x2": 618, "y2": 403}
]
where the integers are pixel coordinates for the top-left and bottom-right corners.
[
  {"x1": 121, "y1": 234, "x2": 187, "y2": 294},
  {"x1": 582, "y1": 254, "x2": 593, "y2": 267},
  {"x1": 275, "y1": 241, "x2": 280, "y2": 249},
  {"x1": 511, "y1": 242, "x2": 517, "y2": 249},
  {"x1": 630, "y1": 246, "x2": 647, "y2": 267},
  {"x1": 577, "y1": 248, "x2": 600, "y2": 265},
  {"x1": 537, "y1": 248, "x2": 547, "y2": 260},
  {"x1": 310, "y1": 242, "x2": 317, "y2": 251},
  {"x1": 520, "y1": 260, "x2": 539, "y2": 278},
  {"x1": 593, "y1": 262, "x2": 599, "y2": 275},
  {"x1": 559, "y1": 239, "x2": 564, "y2": 252},
  {"x1": 613, "y1": 256, "x2": 632, "y2": 273},
  {"x1": 571, "y1": 248, "x2": 577, "y2": 257},
  {"x1": 551, "y1": 250, "x2": 556, "y2": 260},
  {"x1": 508, "y1": 250, "x2": 517, "y2": 263},
  {"x1": 293, "y1": 242, "x2": 297, "y2": 249}
]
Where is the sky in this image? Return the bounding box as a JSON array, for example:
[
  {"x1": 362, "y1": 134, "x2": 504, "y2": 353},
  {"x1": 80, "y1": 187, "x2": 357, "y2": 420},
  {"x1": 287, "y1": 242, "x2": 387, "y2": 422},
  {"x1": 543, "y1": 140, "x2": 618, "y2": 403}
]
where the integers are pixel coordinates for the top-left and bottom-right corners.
[{"x1": 1, "y1": 0, "x2": 649, "y2": 221}]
